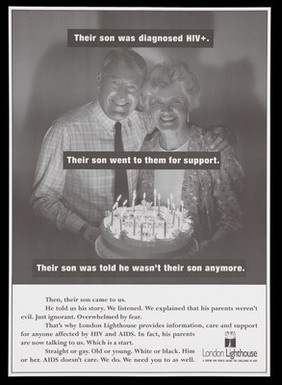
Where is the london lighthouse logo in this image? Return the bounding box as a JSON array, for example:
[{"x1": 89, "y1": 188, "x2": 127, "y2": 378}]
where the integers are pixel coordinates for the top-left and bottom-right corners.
[
  {"x1": 202, "y1": 331, "x2": 258, "y2": 361},
  {"x1": 225, "y1": 331, "x2": 236, "y2": 347}
]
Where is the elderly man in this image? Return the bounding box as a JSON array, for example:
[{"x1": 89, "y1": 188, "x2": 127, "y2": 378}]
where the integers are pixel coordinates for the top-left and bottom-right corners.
[{"x1": 31, "y1": 48, "x2": 231, "y2": 253}]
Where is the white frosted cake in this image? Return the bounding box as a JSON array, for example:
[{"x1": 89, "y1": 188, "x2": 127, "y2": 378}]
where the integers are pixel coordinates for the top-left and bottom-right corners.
[{"x1": 96, "y1": 203, "x2": 194, "y2": 259}]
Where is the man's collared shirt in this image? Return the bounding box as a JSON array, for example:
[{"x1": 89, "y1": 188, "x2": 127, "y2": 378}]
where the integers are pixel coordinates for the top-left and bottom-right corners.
[{"x1": 31, "y1": 101, "x2": 151, "y2": 232}]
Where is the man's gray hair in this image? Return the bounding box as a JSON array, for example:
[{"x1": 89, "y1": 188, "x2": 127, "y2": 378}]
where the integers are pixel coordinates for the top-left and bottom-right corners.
[{"x1": 100, "y1": 48, "x2": 147, "y2": 81}]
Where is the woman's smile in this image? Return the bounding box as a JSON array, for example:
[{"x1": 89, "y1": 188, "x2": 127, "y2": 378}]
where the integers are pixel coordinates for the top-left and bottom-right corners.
[{"x1": 159, "y1": 115, "x2": 177, "y2": 123}]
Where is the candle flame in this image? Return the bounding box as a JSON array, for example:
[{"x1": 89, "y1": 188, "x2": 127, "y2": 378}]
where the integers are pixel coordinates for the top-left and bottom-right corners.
[
  {"x1": 123, "y1": 199, "x2": 128, "y2": 206},
  {"x1": 158, "y1": 193, "x2": 161, "y2": 200},
  {"x1": 143, "y1": 192, "x2": 146, "y2": 199},
  {"x1": 117, "y1": 194, "x2": 122, "y2": 202},
  {"x1": 154, "y1": 188, "x2": 157, "y2": 196}
]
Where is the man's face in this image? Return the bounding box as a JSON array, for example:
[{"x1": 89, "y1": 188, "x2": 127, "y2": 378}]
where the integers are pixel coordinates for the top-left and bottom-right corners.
[{"x1": 98, "y1": 60, "x2": 144, "y2": 121}]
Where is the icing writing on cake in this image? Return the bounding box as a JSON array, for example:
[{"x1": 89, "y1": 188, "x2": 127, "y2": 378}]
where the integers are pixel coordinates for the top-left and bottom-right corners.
[{"x1": 103, "y1": 203, "x2": 192, "y2": 242}]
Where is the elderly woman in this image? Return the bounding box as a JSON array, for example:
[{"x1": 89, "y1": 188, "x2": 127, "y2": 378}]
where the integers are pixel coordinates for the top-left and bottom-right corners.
[{"x1": 138, "y1": 60, "x2": 244, "y2": 257}]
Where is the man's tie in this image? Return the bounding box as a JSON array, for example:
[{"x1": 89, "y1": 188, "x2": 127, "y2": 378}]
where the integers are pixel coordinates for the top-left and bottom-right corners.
[{"x1": 114, "y1": 121, "x2": 129, "y2": 203}]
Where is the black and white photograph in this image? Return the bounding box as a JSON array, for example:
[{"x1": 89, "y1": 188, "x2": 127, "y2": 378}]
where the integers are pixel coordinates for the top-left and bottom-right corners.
[{"x1": 9, "y1": 6, "x2": 270, "y2": 376}]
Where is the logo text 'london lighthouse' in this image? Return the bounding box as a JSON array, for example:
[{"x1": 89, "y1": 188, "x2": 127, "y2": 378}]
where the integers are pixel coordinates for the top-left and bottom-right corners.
[{"x1": 202, "y1": 331, "x2": 258, "y2": 361}]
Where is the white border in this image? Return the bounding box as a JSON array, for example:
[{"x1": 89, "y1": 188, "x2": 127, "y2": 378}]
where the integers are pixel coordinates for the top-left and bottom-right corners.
[
  {"x1": 8, "y1": 5, "x2": 13, "y2": 378},
  {"x1": 8, "y1": 7, "x2": 271, "y2": 11},
  {"x1": 266, "y1": 8, "x2": 271, "y2": 376},
  {"x1": 8, "y1": 6, "x2": 271, "y2": 377}
]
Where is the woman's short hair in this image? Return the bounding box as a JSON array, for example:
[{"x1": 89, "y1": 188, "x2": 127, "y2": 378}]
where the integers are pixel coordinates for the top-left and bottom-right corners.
[
  {"x1": 141, "y1": 60, "x2": 200, "y2": 111},
  {"x1": 100, "y1": 48, "x2": 147, "y2": 81}
]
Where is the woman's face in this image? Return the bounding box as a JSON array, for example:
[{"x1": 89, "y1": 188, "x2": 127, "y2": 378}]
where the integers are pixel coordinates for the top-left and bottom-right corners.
[{"x1": 149, "y1": 84, "x2": 189, "y2": 133}]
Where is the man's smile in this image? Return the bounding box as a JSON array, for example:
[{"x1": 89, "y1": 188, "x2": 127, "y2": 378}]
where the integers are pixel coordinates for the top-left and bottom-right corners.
[{"x1": 111, "y1": 99, "x2": 130, "y2": 107}]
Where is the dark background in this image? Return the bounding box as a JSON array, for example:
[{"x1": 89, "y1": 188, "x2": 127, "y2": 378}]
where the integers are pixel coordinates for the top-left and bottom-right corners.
[{"x1": 11, "y1": 9, "x2": 268, "y2": 284}]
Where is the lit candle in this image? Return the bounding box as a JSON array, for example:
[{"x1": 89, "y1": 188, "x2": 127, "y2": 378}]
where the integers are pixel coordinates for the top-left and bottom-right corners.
[
  {"x1": 172, "y1": 203, "x2": 176, "y2": 226},
  {"x1": 154, "y1": 188, "x2": 157, "y2": 210},
  {"x1": 111, "y1": 202, "x2": 117, "y2": 226},
  {"x1": 164, "y1": 221, "x2": 167, "y2": 238},
  {"x1": 133, "y1": 214, "x2": 136, "y2": 235},
  {"x1": 116, "y1": 194, "x2": 122, "y2": 207},
  {"x1": 167, "y1": 198, "x2": 170, "y2": 213},
  {"x1": 142, "y1": 192, "x2": 146, "y2": 213},
  {"x1": 119, "y1": 215, "x2": 123, "y2": 232},
  {"x1": 176, "y1": 208, "x2": 180, "y2": 228},
  {"x1": 132, "y1": 190, "x2": 136, "y2": 211},
  {"x1": 180, "y1": 200, "x2": 184, "y2": 223},
  {"x1": 140, "y1": 222, "x2": 144, "y2": 238},
  {"x1": 122, "y1": 200, "x2": 127, "y2": 219},
  {"x1": 152, "y1": 219, "x2": 155, "y2": 236},
  {"x1": 158, "y1": 193, "x2": 161, "y2": 215}
]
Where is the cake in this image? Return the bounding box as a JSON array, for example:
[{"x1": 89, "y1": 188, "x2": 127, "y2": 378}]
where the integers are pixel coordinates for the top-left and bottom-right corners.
[{"x1": 95, "y1": 202, "x2": 194, "y2": 259}]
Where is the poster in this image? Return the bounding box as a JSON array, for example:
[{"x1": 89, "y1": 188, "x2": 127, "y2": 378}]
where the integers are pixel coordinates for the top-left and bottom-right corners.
[{"x1": 9, "y1": 6, "x2": 270, "y2": 376}]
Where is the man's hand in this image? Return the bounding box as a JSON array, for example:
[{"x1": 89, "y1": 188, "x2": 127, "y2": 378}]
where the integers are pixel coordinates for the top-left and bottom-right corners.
[
  {"x1": 79, "y1": 223, "x2": 101, "y2": 246},
  {"x1": 204, "y1": 125, "x2": 236, "y2": 154},
  {"x1": 199, "y1": 240, "x2": 211, "y2": 252}
]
